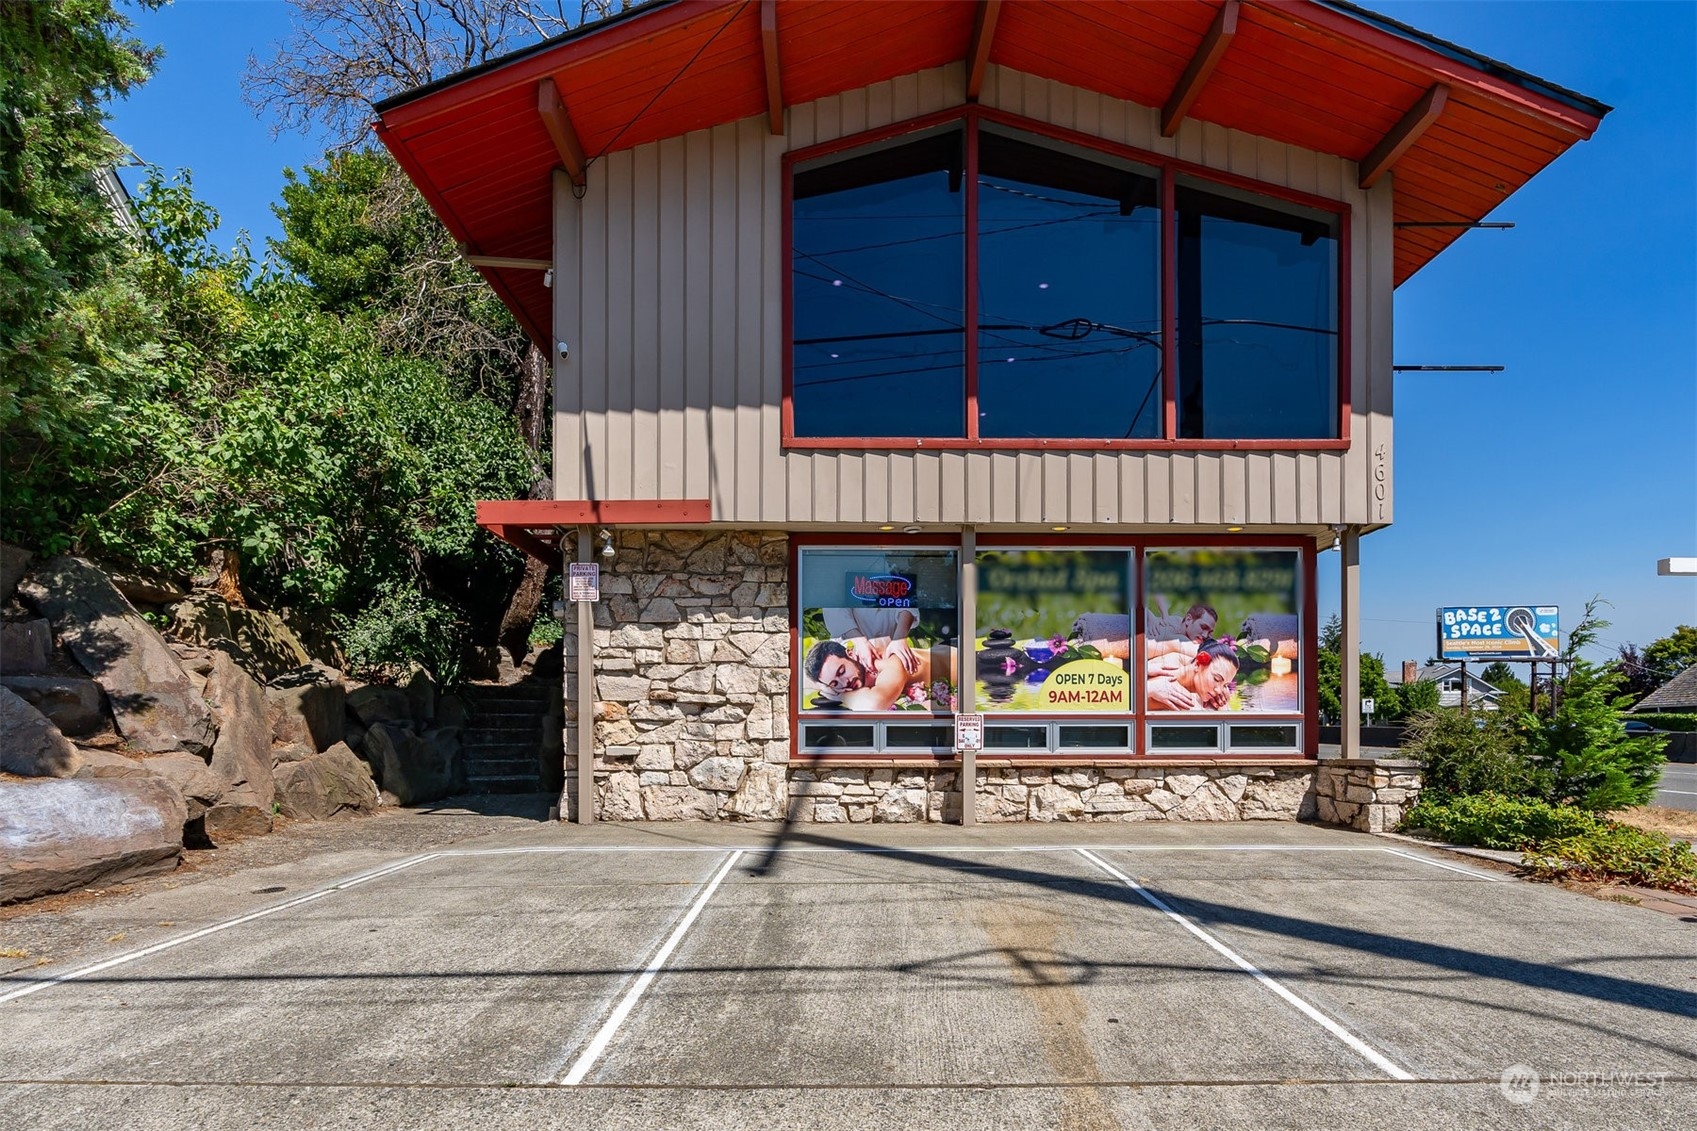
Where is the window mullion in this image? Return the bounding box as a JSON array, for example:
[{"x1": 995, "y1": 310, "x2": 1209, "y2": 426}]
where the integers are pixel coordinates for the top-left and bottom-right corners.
[
  {"x1": 964, "y1": 116, "x2": 980, "y2": 440},
  {"x1": 1160, "y1": 164, "x2": 1177, "y2": 441}
]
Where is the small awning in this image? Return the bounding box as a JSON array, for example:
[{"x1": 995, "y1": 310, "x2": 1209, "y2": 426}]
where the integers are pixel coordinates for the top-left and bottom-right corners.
[{"x1": 476, "y1": 499, "x2": 714, "y2": 562}]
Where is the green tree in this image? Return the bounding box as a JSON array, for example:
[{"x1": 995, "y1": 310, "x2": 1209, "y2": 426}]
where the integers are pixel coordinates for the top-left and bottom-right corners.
[
  {"x1": 1522, "y1": 599, "x2": 1667, "y2": 811},
  {"x1": 1400, "y1": 678, "x2": 1440, "y2": 715},
  {"x1": 1479, "y1": 661, "x2": 1524, "y2": 691},
  {"x1": 1644, "y1": 625, "x2": 1697, "y2": 686},
  {"x1": 1, "y1": 0, "x2": 164, "y2": 553},
  {"x1": 1316, "y1": 614, "x2": 1402, "y2": 721}
]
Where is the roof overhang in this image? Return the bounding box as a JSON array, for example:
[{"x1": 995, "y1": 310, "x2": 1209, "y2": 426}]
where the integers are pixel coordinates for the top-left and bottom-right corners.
[
  {"x1": 477, "y1": 498, "x2": 713, "y2": 561},
  {"x1": 375, "y1": 0, "x2": 1608, "y2": 350}
]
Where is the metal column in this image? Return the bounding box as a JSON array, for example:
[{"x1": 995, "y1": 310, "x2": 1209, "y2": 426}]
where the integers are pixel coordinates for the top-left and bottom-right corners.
[
  {"x1": 1339, "y1": 526, "x2": 1361, "y2": 760},
  {"x1": 958, "y1": 527, "x2": 976, "y2": 826},
  {"x1": 575, "y1": 524, "x2": 595, "y2": 824}
]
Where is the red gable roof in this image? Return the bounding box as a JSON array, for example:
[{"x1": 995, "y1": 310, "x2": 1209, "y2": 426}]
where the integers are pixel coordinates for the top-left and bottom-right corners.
[{"x1": 374, "y1": 0, "x2": 1607, "y2": 349}]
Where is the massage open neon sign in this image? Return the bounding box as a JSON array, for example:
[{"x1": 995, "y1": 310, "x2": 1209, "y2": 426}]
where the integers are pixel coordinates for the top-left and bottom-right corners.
[{"x1": 848, "y1": 573, "x2": 915, "y2": 607}]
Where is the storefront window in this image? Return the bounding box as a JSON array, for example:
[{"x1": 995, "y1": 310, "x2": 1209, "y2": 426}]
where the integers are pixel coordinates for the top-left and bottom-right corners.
[
  {"x1": 1175, "y1": 182, "x2": 1339, "y2": 440},
  {"x1": 791, "y1": 130, "x2": 965, "y2": 439},
  {"x1": 974, "y1": 549, "x2": 1131, "y2": 713},
  {"x1": 975, "y1": 130, "x2": 1161, "y2": 440},
  {"x1": 797, "y1": 548, "x2": 960, "y2": 723},
  {"x1": 1143, "y1": 548, "x2": 1302, "y2": 720}
]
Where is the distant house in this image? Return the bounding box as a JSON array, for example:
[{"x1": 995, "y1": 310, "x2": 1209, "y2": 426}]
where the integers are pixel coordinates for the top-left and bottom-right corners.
[
  {"x1": 1397, "y1": 662, "x2": 1503, "y2": 711},
  {"x1": 1634, "y1": 663, "x2": 1697, "y2": 714}
]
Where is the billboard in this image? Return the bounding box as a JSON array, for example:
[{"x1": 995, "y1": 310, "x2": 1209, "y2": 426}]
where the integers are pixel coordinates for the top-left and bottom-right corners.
[{"x1": 1437, "y1": 606, "x2": 1559, "y2": 660}]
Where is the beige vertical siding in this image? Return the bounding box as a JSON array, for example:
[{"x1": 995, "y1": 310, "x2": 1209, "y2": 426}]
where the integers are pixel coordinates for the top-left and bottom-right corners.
[{"x1": 554, "y1": 63, "x2": 1394, "y2": 530}]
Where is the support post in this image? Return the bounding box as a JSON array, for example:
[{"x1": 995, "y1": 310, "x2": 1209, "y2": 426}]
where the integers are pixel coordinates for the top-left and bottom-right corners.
[
  {"x1": 958, "y1": 527, "x2": 977, "y2": 825},
  {"x1": 576, "y1": 524, "x2": 595, "y2": 824},
  {"x1": 1339, "y1": 526, "x2": 1361, "y2": 760}
]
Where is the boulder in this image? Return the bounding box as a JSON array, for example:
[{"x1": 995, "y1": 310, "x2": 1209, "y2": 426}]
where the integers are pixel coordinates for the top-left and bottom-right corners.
[
  {"x1": 436, "y1": 693, "x2": 470, "y2": 729},
  {"x1": 265, "y1": 663, "x2": 345, "y2": 751},
  {"x1": 0, "y1": 686, "x2": 81, "y2": 777},
  {"x1": 202, "y1": 652, "x2": 275, "y2": 838},
  {"x1": 19, "y1": 556, "x2": 215, "y2": 755},
  {"x1": 1, "y1": 674, "x2": 107, "y2": 736},
  {"x1": 167, "y1": 593, "x2": 312, "y2": 683},
  {"x1": 361, "y1": 722, "x2": 459, "y2": 806},
  {"x1": 0, "y1": 777, "x2": 185, "y2": 904},
  {"x1": 108, "y1": 571, "x2": 188, "y2": 606},
  {"x1": 346, "y1": 684, "x2": 413, "y2": 728},
  {"x1": 141, "y1": 752, "x2": 224, "y2": 820},
  {"x1": 272, "y1": 741, "x2": 379, "y2": 820},
  {"x1": 0, "y1": 541, "x2": 32, "y2": 602},
  {"x1": 404, "y1": 667, "x2": 436, "y2": 725},
  {"x1": 0, "y1": 618, "x2": 52, "y2": 675},
  {"x1": 72, "y1": 748, "x2": 153, "y2": 779}
]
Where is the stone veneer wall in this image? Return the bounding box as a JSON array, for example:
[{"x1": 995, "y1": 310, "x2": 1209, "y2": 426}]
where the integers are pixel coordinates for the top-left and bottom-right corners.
[
  {"x1": 565, "y1": 530, "x2": 793, "y2": 821},
  {"x1": 563, "y1": 531, "x2": 1418, "y2": 825},
  {"x1": 1312, "y1": 759, "x2": 1422, "y2": 832}
]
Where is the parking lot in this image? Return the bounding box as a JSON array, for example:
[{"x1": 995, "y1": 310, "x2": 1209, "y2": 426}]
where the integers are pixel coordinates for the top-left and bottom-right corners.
[{"x1": 2, "y1": 820, "x2": 1693, "y2": 1130}]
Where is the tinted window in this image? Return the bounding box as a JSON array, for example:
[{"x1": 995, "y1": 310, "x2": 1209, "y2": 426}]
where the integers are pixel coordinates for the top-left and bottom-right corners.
[
  {"x1": 1176, "y1": 183, "x2": 1338, "y2": 439},
  {"x1": 792, "y1": 130, "x2": 965, "y2": 438},
  {"x1": 977, "y1": 132, "x2": 1161, "y2": 439}
]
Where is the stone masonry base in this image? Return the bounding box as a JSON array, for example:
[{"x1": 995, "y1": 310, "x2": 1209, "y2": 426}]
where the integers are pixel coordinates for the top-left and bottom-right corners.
[{"x1": 563, "y1": 530, "x2": 1421, "y2": 830}]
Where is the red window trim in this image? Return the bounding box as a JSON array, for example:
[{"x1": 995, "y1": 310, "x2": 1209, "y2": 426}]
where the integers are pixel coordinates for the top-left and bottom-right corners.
[
  {"x1": 788, "y1": 533, "x2": 1319, "y2": 761},
  {"x1": 781, "y1": 105, "x2": 1353, "y2": 453}
]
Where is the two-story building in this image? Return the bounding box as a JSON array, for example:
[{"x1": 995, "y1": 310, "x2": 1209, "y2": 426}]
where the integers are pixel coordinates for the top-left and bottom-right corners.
[{"x1": 375, "y1": 0, "x2": 1605, "y2": 823}]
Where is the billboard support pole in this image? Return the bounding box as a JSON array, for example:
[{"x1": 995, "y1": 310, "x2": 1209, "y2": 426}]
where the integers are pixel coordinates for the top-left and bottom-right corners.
[
  {"x1": 1339, "y1": 526, "x2": 1360, "y2": 760},
  {"x1": 1459, "y1": 659, "x2": 1469, "y2": 710}
]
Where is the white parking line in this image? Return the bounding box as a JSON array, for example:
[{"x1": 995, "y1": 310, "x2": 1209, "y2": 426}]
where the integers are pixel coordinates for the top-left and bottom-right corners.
[
  {"x1": 558, "y1": 849, "x2": 745, "y2": 1086},
  {"x1": 0, "y1": 852, "x2": 442, "y2": 1006},
  {"x1": 1076, "y1": 847, "x2": 1414, "y2": 1081},
  {"x1": 1379, "y1": 848, "x2": 1506, "y2": 881},
  {"x1": 1656, "y1": 788, "x2": 1697, "y2": 797}
]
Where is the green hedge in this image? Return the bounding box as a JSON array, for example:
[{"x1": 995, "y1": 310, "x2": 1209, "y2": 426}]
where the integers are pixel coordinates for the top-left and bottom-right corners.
[
  {"x1": 1628, "y1": 712, "x2": 1697, "y2": 732},
  {"x1": 1402, "y1": 793, "x2": 1697, "y2": 894}
]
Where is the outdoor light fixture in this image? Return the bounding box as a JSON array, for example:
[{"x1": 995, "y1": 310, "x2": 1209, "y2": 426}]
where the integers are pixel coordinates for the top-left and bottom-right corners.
[
  {"x1": 556, "y1": 340, "x2": 570, "y2": 358},
  {"x1": 599, "y1": 529, "x2": 615, "y2": 559},
  {"x1": 1227, "y1": 525, "x2": 1243, "y2": 532},
  {"x1": 1051, "y1": 525, "x2": 1068, "y2": 532},
  {"x1": 902, "y1": 525, "x2": 923, "y2": 535},
  {"x1": 879, "y1": 525, "x2": 895, "y2": 532}
]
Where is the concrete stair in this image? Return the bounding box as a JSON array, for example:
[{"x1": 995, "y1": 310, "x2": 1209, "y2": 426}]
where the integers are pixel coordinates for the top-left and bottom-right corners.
[{"x1": 458, "y1": 680, "x2": 558, "y2": 794}]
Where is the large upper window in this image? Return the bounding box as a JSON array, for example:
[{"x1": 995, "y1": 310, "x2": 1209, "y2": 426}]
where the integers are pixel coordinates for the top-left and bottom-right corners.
[{"x1": 786, "y1": 109, "x2": 1346, "y2": 447}]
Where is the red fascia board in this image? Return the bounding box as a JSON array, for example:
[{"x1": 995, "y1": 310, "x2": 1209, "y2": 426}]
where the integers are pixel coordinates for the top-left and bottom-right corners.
[
  {"x1": 377, "y1": 0, "x2": 738, "y2": 135},
  {"x1": 1249, "y1": 0, "x2": 1602, "y2": 139},
  {"x1": 476, "y1": 499, "x2": 714, "y2": 526}
]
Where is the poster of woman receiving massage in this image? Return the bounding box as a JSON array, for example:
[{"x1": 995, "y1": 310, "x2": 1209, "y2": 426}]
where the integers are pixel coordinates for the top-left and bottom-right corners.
[{"x1": 1143, "y1": 549, "x2": 1301, "y2": 714}]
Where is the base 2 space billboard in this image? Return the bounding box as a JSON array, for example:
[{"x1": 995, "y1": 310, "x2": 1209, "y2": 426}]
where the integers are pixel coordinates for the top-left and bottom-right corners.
[{"x1": 1437, "y1": 606, "x2": 1560, "y2": 660}]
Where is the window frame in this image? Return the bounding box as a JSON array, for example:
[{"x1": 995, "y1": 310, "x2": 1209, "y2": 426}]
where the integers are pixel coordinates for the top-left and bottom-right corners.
[
  {"x1": 782, "y1": 105, "x2": 1352, "y2": 452},
  {"x1": 789, "y1": 533, "x2": 1318, "y2": 763}
]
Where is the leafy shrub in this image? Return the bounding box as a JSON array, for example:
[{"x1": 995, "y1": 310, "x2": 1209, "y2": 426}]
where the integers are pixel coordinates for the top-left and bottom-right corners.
[
  {"x1": 1403, "y1": 707, "x2": 1538, "y2": 799},
  {"x1": 1400, "y1": 679, "x2": 1440, "y2": 714},
  {"x1": 1401, "y1": 793, "x2": 1598, "y2": 851},
  {"x1": 1524, "y1": 825, "x2": 1697, "y2": 894},
  {"x1": 340, "y1": 583, "x2": 467, "y2": 687},
  {"x1": 1629, "y1": 713, "x2": 1697, "y2": 732}
]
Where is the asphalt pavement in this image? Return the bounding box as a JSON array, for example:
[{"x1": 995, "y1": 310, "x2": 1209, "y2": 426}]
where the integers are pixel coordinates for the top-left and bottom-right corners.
[
  {"x1": 1655, "y1": 762, "x2": 1697, "y2": 812},
  {"x1": 2, "y1": 820, "x2": 1692, "y2": 1130}
]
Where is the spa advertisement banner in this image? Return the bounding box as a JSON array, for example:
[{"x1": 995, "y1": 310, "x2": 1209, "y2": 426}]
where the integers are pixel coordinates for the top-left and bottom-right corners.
[
  {"x1": 974, "y1": 550, "x2": 1130, "y2": 712},
  {"x1": 1143, "y1": 549, "x2": 1300, "y2": 714},
  {"x1": 798, "y1": 549, "x2": 959, "y2": 713}
]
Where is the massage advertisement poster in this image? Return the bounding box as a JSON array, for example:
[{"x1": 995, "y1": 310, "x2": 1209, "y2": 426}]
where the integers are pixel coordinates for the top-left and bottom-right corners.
[
  {"x1": 798, "y1": 549, "x2": 959, "y2": 714},
  {"x1": 974, "y1": 550, "x2": 1130, "y2": 712},
  {"x1": 1143, "y1": 549, "x2": 1300, "y2": 714}
]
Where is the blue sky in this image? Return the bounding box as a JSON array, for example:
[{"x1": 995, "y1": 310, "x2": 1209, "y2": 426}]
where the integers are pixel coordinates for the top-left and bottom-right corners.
[{"x1": 105, "y1": 1, "x2": 1697, "y2": 669}]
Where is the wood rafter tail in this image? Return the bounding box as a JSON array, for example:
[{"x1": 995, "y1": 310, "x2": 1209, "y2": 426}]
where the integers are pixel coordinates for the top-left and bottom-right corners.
[
  {"x1": 1359, "y1": 83, "x2": 1450, "y2": 190},
  {"x1": 537, "y1": 76, "x2": 588, "y2": 188},
  {"x1": 965, "y1": 0, "x2": 1002, "y2": 102},
  {"x1": 1161, "y1": 0, "x2": 1240, "y2": 138}
]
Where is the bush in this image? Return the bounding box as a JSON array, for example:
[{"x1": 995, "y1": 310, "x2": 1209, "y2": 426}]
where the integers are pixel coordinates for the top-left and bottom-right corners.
[
  {"x1": 1524, "y1": 825, "x2": 1697, "y2": 894},
  {"x1": 1629, "y1": 713, "x2": 1697, "y2": 732},
  {"x1": 1401, "y1": 793, "x2": 1598, "y2": 851},
  {"x1": 340, "y1": 583, "x2": 468, "y2": 687},
  {"x1": 1403, "y1": 707, "x2": 1538, "y2": 799}
]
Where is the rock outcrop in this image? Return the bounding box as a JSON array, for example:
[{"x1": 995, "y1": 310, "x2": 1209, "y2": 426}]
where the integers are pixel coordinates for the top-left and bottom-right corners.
[
  {"x1": 20, "y1": 556, "x2": 215, "y2": 755},
  {"x1": 202, "y1": 652, "x2": 275, "y2": 839},
  {"x1": 167, "y1": 593, "x2": 313, "y2": 683},
  {"x1": 272, "y1": 741, "x2": 378, "y2": 819},
  {"x1": 1, "y1": 675, "x2": 107, "y2": 737},
  {"x1": 0, "y1": 777, "x2": 186, "y2": 903},
  {"x1": 0, "y1": 686, "x2": 81, "y2": 778},
  {"x1": 265, "y1": 663, "x2": 345, "y2": 751}
]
